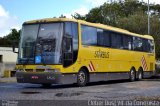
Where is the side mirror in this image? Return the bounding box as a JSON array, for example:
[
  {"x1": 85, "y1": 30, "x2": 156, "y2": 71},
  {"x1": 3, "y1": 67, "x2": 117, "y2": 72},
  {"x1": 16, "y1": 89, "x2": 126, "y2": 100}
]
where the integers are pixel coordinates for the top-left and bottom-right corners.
[{"x1": 12, "y1": 42, "x2": 18, "y2": 53}]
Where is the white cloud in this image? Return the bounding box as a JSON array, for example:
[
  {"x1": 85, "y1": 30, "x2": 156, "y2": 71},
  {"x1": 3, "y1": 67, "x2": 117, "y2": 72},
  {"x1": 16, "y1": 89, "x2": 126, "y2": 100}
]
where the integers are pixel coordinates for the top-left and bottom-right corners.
[
  {"x1": 0, "y1": 5, "x2": 8, "y2": 17},
  {"x1": 143, "y1": 0, "x2": 160, "y2": 4},
  {"x1": 73, "y1": 6, "x2": 89, "y2": 16},
  {"x1": 0, "y1": 5, "x2": 20, "y2": 37},
  {"x1": 64, "y1": 6, "x2": 89, "y2": 18},
  {"x1": 63, "y1": 0, "x2": 109, "y2": 18},
  {"x1": 86, "y1": 0, "x2": 108, "y2": 7}
]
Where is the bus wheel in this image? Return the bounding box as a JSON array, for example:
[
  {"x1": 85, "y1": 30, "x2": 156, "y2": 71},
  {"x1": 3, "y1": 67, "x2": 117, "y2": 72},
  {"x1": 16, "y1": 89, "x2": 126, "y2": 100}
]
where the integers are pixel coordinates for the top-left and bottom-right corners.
[
  {"x1": 137, "y1": 68, "x2": 143, "y2": 81},
  {"x1": 129, "y1": 68, "x2": 136, "y2": 82},
  {"x1": 77, "y1": 69, "x2": 88, "y2": 87}
]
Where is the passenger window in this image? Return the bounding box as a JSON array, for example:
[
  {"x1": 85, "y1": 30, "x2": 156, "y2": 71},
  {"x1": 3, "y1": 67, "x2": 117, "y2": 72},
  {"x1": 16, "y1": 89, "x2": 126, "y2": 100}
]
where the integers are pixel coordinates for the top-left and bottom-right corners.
[
  {"x1": 81, "y1": 25, "x2": 97, "y2": 45},
  {"x1": 142, "y1": 39, "x2": 150, "y2": 52},
  {"x1": 123, "y1": 35, "x2": 132, "y2": 50},
  {"x1": 111, "y1": 33, "x2": 123, "y2": 49},
  {"x1": 97, "y1": 29, "x2": 110, "y2": 47},
  {"x1": 133, "y1": 37, "x2": 143, "y2": 51},
  {"x1": 149, "y1": 40, "x2": 154, "y2": 53}
]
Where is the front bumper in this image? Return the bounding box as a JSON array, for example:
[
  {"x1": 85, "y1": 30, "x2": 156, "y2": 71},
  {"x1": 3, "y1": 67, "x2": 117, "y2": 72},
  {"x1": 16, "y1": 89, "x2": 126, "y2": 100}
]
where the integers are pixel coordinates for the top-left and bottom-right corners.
[
  {"x1": 16, "y1": 71, "x2": 63, "y2": 84},
  {"x1": 16, "y1": 71, "x2": 77, "y2": 84}
]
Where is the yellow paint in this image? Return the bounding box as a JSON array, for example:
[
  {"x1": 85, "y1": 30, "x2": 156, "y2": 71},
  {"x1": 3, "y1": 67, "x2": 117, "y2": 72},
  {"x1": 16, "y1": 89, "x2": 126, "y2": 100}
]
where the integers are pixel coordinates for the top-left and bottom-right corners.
[{"x1": 4, "y1": 70, "x2": 11, "y2": 77}]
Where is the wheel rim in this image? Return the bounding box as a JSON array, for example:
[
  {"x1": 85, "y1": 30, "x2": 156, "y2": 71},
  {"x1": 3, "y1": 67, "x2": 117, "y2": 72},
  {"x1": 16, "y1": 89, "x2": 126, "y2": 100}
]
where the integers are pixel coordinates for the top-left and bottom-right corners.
[
  {"x1": 131, "y1": 70, "x2": 135, "y2": 81},
  {"x1": 78, "y1": 71, "x2": 86, "y2": 83},
  {"x1": 138, "y1": 71, "x2": 142, "y2": 80}
]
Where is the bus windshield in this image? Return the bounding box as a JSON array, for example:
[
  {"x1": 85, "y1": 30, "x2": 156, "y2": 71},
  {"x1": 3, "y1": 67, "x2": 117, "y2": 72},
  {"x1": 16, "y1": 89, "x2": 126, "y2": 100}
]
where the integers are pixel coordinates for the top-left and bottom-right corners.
[{"x1": 18, "y1": 23, "x2": 63, "y2": 64}]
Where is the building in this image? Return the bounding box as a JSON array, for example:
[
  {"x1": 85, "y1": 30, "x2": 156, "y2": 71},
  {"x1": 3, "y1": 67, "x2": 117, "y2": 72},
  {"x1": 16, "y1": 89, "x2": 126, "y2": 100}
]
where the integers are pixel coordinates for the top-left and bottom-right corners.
[{"x1": 0, "y1": 47, "x2": 18, "y2": 77}]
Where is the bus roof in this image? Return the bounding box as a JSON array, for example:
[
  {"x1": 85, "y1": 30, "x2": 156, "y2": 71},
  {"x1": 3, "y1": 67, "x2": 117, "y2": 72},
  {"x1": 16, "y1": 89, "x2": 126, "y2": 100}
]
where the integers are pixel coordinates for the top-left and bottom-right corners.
[
  {"x1": 24, "y1": 18, "x2": 78, "y2": 24},
  {"x1": 24, "y1": 18, "x2": 154, "y2": 40}
]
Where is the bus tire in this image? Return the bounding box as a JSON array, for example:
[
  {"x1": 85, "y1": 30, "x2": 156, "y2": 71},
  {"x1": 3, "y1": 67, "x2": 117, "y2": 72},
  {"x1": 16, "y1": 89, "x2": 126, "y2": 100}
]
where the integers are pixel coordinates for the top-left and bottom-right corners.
[
  {"x1": 129, "y1": 68, "x2": 136, "y2": 82},
  {"x1": 77, "y1": 68, "x2": 88, "y2": 87},
  {"x1": 137, "y1": 68, "x2": 143, "y2": 81}
]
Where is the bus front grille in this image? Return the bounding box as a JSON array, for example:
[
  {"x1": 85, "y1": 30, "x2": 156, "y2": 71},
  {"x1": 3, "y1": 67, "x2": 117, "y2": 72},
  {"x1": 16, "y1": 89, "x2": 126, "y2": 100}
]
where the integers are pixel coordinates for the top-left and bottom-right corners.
[
  {"x1": 36, "y1": 69, "x2": 45, "y2": 72},
  {"x1": 25, "y1": 69, "x2": 45, "y2": 72},
  {"x1": 25, "y1": 69, "x2": 33, "y2": 72}
]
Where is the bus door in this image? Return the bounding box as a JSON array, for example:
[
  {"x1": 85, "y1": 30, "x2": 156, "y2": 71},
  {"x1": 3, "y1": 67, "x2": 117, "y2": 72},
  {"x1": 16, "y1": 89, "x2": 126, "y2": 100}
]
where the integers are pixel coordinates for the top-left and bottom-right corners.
[{"x1": 63, "y1": 36, "x2": 73, "y2": 67}]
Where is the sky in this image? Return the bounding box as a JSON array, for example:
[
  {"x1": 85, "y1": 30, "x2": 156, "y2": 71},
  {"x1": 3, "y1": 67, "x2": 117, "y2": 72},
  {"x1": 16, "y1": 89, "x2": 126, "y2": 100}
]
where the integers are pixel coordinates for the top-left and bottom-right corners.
[{"x1": 0, "y1": 0, "x2": 160, "y2": 37}]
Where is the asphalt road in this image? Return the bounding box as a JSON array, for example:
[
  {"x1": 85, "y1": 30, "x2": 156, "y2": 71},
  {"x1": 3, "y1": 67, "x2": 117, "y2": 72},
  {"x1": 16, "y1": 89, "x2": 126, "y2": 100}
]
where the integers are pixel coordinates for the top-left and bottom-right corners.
[{"x1": 0, "y1": 77, "x2": 160, "y2": 106}]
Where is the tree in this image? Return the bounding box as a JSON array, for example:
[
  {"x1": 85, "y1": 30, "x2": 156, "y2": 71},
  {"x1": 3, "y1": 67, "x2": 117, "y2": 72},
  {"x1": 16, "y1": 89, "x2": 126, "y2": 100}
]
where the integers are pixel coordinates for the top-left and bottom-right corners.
[
  {"x1": 4, "y1": 29, "x2": 20, "y2": 41},
  {"x1": 72, "y1": 13, "x2": 86, "y2": 20},
  {"x1": 117, "y1": 11, "x2": 148, "y2": 34},
  {"x1": 0, "y1": 28, "x2": 20, "y2": 47},
  {"x1": 59, "y1": 14, "x2": 66, "y2": 18},
  {"x1": 72, "y1": 0, "x2": 160, "y2": 59}
]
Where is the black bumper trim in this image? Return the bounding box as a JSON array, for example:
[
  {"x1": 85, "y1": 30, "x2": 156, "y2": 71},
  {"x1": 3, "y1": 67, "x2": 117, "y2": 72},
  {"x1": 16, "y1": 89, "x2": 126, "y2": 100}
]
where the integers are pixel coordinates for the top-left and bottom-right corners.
[{"x1": 16, "y1": 72, "x2": 77, "y2": 84}]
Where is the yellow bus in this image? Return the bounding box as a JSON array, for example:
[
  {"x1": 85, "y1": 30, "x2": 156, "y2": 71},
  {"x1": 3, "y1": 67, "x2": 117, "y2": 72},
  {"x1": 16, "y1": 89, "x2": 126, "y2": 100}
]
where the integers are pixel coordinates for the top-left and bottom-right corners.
[{"x1": 13, "y1": 18, "x2": 155, "y2": 87}]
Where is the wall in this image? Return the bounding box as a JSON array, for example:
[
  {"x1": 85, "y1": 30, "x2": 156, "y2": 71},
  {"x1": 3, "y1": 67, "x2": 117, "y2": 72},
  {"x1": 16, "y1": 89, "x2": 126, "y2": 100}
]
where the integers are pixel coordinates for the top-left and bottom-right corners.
[{"x1": 0, "y1": 47, "x2": 18, "y2": 77}]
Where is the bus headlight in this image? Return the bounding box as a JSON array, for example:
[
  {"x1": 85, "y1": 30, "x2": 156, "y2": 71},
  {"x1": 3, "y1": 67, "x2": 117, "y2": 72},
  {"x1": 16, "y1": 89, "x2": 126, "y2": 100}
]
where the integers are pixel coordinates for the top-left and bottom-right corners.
[{"x1": 16, "y1": 69, "x2": 24, "y2": 72}]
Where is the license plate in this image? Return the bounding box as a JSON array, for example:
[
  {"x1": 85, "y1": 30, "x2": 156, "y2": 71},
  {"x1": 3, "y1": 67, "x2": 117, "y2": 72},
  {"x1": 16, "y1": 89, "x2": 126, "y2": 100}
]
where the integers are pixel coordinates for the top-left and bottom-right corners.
[{"x1": 31, "y1": 76, "x2": 39, "y2": 79}]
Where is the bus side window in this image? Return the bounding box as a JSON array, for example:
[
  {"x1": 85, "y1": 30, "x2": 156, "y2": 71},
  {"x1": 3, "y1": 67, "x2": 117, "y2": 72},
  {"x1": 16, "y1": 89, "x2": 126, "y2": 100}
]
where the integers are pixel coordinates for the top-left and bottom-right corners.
[
  {"x1": 111, "y1": 32, "x2": 123, "y2": 49},
  {"x1": 128, "y1": 42, "x2": 132, "y2": 50},
  {"x1": 142, "y1": 39, "x2": 150, "y2": 52},
  {"x1": 97, "y1": 29, "x2": 110, "y2": 47},
  {"x1": 81, "y1": 25, "x2": 97, "y2": 46},
  {"x1": 142, "y1": 39, "x2": 154, "y2": 53},
  {"x1": 63, "y1": 22, "x2": 78, "y2": 67},
  {"x1": 123, "y1": 35, "x2": 132, "y2": 50},
  {"x1": 149, "y1": 40, "x2": 154, "y2": 53},
  {"x1": 133, "y1": 37, "x2": 143, "y2": 51},
  {"x1": 97, "y1": 29, "x2": 103, "y2": 46}
]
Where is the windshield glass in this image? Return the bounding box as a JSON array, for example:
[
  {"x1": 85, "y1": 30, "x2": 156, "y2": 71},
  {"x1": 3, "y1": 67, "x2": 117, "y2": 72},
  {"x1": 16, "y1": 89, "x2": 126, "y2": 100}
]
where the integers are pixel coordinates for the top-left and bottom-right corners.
[{"x1": 18, "y1": 23, "x2": 63, "y2": 64}]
